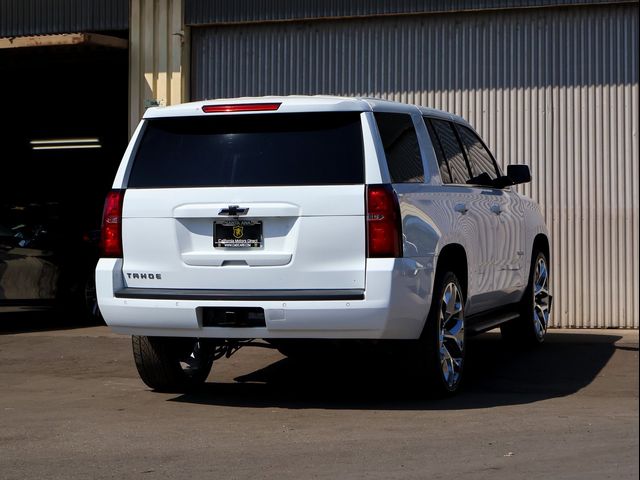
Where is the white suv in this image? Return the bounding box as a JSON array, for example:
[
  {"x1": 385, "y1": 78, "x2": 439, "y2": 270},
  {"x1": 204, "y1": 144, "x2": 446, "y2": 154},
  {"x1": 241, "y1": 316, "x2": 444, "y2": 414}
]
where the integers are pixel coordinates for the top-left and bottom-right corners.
[{"x1": 96, "y1": 96, "x2": 551, "y2": 395}]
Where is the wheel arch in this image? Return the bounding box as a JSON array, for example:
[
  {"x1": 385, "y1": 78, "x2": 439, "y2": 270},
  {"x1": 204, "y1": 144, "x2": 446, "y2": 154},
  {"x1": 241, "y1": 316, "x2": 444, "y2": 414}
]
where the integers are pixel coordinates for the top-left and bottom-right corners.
[
  {"x1": 532, "y1": 233, "x2": 550, "y2": 263},
  {"x1": 435, "y1": 243, "x2": 468, "y2": 300}
]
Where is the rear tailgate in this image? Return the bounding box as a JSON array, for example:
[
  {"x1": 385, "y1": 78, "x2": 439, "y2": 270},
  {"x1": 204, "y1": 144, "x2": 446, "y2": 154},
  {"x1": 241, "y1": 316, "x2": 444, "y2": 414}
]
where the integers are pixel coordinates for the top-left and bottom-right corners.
[{"x1": 120, "y1": 111, "x2": 366, "y2": 292}]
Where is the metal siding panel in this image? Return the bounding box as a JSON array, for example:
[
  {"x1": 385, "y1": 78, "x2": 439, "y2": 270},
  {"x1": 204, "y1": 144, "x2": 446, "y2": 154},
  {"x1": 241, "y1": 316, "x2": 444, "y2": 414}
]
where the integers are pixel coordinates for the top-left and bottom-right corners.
[
  {"x1": 184, "y1": 0, "x2": 638, "y2": 25},
  {"x1": 0, "y1": 0, "x2": 129, "y2": 37},
  {"x1": 191, "y1": 5, "x2": 638, "y2": 328},
  {"x1": 129, "y1": 0, "x2": 186, "y2": 135}
]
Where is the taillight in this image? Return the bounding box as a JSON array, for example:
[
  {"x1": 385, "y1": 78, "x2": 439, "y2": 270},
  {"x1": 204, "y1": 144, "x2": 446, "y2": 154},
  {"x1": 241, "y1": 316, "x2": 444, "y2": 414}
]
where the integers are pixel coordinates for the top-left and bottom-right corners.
[
  {"x1": 202, "y1": 103, "x2": 281, "y2": 113},
  {"x1": 366, "y1": 184, "x2": 402, "y2": 258},
  {"x1": 100, "y1": 190, "x2": 125, "y2": 258}
]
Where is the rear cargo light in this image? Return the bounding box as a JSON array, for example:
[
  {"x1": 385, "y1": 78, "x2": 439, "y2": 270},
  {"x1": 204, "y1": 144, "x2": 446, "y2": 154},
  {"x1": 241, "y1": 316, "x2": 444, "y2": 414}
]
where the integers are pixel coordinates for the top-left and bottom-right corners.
[
  {"x1": 100, "y1": 189, "x2": 125, "y2": 258},
  {"x1": 366, "y1": 184, "x2": 402, "y2": 258},
  {"x1": 201, "y1": 103, "x2": 281, "y2": 113}
]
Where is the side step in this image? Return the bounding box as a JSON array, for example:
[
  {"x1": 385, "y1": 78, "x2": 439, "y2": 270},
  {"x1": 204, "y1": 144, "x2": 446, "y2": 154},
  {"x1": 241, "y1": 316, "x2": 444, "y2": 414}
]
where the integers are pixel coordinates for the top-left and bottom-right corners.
[{"x1": 466, "y1": 308, "x2": 520, "y2": 336}]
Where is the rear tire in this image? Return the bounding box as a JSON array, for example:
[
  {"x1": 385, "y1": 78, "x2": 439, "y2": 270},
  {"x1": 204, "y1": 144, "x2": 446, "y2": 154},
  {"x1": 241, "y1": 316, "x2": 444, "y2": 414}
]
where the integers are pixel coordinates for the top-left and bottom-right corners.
[
  {"x1": 501, "y1": 249, "x2": 551, "y2": 345},
  {"x1": 57, "y1": 264, "x2": 103, "y2": 324},
  {"x1": 419, "y1": 270, "x2": 466, "y2": 396},
  {"x1": 132, "y1": 336, "x2": 214, "y2": 392},
  {"x1": 82, "y1": 271, "x2": 103, "y2": 324}
]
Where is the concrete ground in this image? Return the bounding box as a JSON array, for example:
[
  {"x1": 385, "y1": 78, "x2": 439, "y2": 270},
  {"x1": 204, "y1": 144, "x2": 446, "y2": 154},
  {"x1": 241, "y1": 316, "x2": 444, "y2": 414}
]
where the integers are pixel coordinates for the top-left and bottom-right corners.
[{"x1": 0, "y1": 314, "x2": 637, "y2": 479}]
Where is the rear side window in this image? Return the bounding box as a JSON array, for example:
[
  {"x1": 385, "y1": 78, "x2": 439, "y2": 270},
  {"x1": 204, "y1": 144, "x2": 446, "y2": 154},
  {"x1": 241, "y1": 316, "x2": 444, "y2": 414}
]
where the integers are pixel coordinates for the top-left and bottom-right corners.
[
  {"x1": 374, "y1": 112, "x2": 424, "y2": 183},
  {"x1": 457, "y1": 125, "x2": 499, "y2": 180},
  {"x1": 127, "y1": 112, "x2": 364, "y2": 188},
  {"x1": 424, "y1": 117, "x2": 452, "y2": 183},
  {"x1": 430, "y1": 119, "x2": 470, "y2": 184}
]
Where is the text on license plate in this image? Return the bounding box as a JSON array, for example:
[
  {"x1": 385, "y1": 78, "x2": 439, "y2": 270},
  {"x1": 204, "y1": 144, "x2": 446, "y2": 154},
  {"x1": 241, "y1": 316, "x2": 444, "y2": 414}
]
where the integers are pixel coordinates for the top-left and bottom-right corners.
[{"x1": 214, "y1": 220, "x2": 262, "y2": 248}]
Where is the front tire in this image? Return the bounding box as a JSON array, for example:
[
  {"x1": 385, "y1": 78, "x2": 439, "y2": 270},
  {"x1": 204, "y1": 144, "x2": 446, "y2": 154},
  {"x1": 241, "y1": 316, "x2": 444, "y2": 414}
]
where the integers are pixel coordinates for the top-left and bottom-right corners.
[
  {"x1": 501, "y1": 250, "x2": 551, "y2": 345},
  {"x1": 132, "y1": 336, "x2": 214, "y2": 392},
  {"x1": 420, "y1": 271, "x2": 466, "y2": 396}
]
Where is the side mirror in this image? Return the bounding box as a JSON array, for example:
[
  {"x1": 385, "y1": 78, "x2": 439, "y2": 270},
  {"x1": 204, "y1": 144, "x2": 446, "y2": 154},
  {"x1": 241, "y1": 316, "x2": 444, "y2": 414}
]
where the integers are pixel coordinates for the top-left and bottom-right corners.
[
  {"x1": 467, "y1": 171, "x2": 494, "y2": 187},
  {"x1": 507, "y1": 164, "x2": 531, "y2": 185}
]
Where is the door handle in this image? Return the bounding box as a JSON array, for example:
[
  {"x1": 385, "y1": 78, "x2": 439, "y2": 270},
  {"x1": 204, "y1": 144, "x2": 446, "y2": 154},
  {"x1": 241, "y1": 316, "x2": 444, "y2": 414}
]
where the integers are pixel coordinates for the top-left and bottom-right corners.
[
  {"x1": 490, "y1": 204, "x2": 502, "y2": 215},
  {"x1": 454, "y1": 203, "x2": 468, "y2": 214}
]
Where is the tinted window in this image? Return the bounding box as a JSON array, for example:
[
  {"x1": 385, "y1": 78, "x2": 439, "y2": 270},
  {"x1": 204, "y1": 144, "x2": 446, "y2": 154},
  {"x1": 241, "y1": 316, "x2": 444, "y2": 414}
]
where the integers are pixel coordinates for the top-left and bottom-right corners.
[
  {"x1": 127, "y1": 112, "x2": 364, "y2": 188},
  {"x1": 374, "y1": 113, "x2": 424, "y2": 183},
  {"x1": 424, "y1": 117, "x2": 452, "y2": 183},
  {"x1": 430, "y1": 119, "x2": 470, "y2": 184},
  {"x1": 457, "y1": 125, "x2": 499, "y2": 180}
]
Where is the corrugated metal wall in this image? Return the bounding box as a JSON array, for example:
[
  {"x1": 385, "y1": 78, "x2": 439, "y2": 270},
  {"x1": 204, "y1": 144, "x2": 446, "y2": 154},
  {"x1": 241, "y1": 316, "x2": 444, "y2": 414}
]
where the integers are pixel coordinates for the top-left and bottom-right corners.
[
  {"x1": 129, "y1": 0, "x2": 187, "y2": 135},
  {"x1": 0, "y1": 0, "x2": 129, "y2": 37},
  {"x1": 191, "y1": 4, "x2": 639, "y2": 328},
  {"x1": 185, "y1": 0, "x2": 636, "y2": 25}
]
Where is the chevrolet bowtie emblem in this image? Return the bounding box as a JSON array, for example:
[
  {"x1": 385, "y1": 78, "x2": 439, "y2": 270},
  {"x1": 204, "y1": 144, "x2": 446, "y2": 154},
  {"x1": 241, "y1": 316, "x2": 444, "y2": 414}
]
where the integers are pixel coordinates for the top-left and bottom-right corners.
[{"x1": 219, "y1": 205, "x2": 248, "y2": 216}]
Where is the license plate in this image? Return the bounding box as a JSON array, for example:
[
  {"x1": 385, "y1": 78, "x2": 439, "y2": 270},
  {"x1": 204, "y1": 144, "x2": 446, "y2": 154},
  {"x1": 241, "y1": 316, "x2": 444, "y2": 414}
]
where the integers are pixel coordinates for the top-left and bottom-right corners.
[{"x1": 214, "y1": 220, "x2": 262, "y2": 248}]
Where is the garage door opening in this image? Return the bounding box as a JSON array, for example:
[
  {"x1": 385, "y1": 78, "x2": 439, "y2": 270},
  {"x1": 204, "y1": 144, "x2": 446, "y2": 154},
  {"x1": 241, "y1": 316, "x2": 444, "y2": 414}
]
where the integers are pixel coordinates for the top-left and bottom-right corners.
[{"x1": 0, "y1": 35, "x2": 128, "y2": 319}]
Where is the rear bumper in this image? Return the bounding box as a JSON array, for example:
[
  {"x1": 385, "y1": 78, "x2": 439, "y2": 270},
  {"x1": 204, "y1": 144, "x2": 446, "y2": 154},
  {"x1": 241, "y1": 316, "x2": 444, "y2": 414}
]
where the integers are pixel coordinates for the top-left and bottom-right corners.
[{"x1": 96, "y1": 257, "x2": 434, "y2": 340}]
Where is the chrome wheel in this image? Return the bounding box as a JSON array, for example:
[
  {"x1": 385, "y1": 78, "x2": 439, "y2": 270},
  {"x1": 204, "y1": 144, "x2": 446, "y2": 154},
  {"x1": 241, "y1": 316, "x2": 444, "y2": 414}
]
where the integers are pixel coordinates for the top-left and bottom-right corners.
[
  {"x1": 438, "y1": 282, "x2": 465, "y2": 390},
  {"x1": 532, "y1": 256, "x2": 551, "y2": 340}
]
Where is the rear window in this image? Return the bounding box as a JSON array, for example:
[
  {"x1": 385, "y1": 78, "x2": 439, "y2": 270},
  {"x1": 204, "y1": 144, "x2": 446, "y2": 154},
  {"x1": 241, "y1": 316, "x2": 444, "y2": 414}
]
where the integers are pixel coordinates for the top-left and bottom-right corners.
[
  {"x1": 430, "y1": 119, "x2": 471, "y2": 185},
  {"x1": 127, "y1": 112, "x2": 364, "y2": 188}
]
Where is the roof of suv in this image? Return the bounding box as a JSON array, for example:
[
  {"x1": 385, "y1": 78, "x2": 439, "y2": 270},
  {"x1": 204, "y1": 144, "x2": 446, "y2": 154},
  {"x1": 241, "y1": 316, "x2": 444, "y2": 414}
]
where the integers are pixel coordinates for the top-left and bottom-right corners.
[{"x1": 142, "y1": 95, "x2": 470, "y2": 126}]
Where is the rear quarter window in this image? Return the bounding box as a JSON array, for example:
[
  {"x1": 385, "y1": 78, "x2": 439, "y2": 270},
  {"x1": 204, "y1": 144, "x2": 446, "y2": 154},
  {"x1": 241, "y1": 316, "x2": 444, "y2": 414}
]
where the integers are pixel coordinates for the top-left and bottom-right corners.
[
  {"x1": 127, "y1": 112, "x2": 365, "y2": 188},
  {"x1": 374, "y1": 112, "x2": 424, "y2": 183}
]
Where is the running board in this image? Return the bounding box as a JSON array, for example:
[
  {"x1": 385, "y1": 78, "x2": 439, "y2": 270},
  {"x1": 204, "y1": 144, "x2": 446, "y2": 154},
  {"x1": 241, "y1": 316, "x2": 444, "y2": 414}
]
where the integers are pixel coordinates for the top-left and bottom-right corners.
[{"x1": 466, "y1": 310, "x2": 520, "y2": 336}]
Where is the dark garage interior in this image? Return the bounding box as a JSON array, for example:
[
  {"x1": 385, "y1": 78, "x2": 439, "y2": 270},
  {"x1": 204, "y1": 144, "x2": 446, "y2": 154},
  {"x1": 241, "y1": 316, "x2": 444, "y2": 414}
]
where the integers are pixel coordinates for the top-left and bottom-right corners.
[{"x1": 0, "y1": 40, "x2": 128, "y2": 318}]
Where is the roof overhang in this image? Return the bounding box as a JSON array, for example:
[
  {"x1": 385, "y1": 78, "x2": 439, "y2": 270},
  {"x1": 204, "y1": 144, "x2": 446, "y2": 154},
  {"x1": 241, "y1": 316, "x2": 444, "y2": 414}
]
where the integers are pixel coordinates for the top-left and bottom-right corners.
[{"x1": 0, "y1": 32, "x2": 127, "y2": 50}]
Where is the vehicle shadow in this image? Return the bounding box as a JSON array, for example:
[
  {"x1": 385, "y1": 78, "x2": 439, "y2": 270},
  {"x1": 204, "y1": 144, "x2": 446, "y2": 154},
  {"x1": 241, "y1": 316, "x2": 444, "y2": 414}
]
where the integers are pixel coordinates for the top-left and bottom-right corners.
[
  {"x1": 0, "y1": 310, "x2": 103, "y2": 334},
  {"x1": 169, "y1": 331, "x2": 629, "y2": 410}
]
